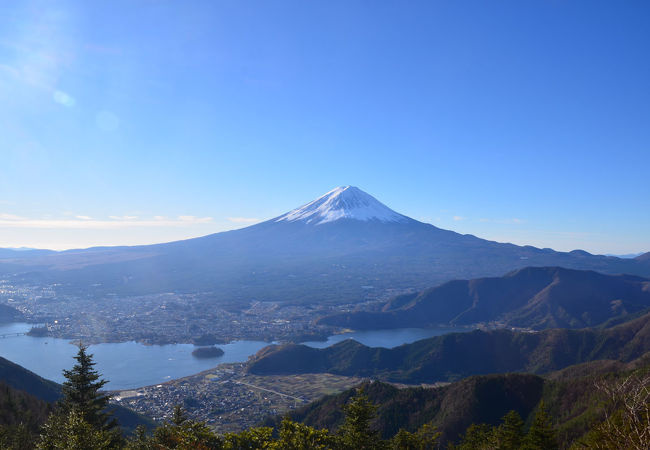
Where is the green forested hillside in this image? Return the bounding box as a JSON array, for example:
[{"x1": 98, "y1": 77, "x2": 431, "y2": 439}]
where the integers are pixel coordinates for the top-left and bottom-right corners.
[
  {"x1": 0, "y1": 356, "x2": 152, "y2": 433},
  {"x1": 264, "y1": 374, "x2": 544, "y2": 443},
  {"x1": 0, "y1": 357, "x2": 61, "y2": 402},
  {"x1": 264, "y1": 360, "x2": 650, "y2": 448},
  {"x1": 0, "y1": 381, "x2": 52, "y2": 448},
  {"x1": 250, "y1": 309, "x2": 650, "y2": 382}
]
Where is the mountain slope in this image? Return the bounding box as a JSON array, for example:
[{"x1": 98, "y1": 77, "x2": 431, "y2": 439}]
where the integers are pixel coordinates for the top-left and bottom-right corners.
[
  {"x1": 318, "y1": 266, "x2": 650, "y2": 329},
  {"x1": 0, "y1": 381, "x2": 53, "y2": 447},
  {"x1": 265, "y1": 375, "x2": 544, "y2": 444},
  {"x1": 248, "y1": 309, "x2": 650, "y2": 383},
  {"x1": 0, "y1": 356, "x2": 152, "y2": 432},
  {"x1": 0, "y1": 356, "x2": 61, "y2": 402},
  {"x1": 2, "y1": 186, "x2": 649, "y2": 303},
  {"x1": 0, "y1": 304, "x2": 24, "y2": 323},
  {"x1": 264, "y1": 358, "x2": 650, "y2": 447}
]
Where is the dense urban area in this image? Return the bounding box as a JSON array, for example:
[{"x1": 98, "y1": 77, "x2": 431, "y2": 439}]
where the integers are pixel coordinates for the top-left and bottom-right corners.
[{"x1": 0, "y1": 279, "x2": 410, "y2": 345}]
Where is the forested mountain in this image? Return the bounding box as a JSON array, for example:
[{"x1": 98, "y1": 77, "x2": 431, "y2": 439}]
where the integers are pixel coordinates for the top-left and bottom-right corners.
[
  {"x1": 318, "y1": 266, "x2": 650, "y2": 330},
  {"x1": 0, "y1": 357, "x2": 61, "y2": 402},
  {"x1": 2, "y1": 187, "x2": 649, "y2": 305},
  {"x1": 0, "y1": 381, "x2": 53, "y2": 448},
  {"x1": 265, "y1": 375, "x2": 544, "y2": 444},
  {"x1": 264, "y1": 359, "x2": 650, "y2": 447},
  {"x1": 249, "y1": 309, "x2": 650, "y2": 383},
  {"x1": 0, "y1": 356, "x2": 151, "y2": 432}
]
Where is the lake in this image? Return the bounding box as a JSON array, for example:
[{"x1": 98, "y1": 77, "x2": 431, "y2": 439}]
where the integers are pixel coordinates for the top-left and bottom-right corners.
[
  {"x1": 0, "y1": 322, "x2": 468, "y2": 390},
  {"x1": 302, "y1": 326, "x2": 467, "y2": 349},
  {"x1": 0, "y1": 322, "x2": 269, "y2": 390}
]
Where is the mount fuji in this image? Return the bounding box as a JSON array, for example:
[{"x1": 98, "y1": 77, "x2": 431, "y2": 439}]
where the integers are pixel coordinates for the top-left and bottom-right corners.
[
  {"x1": 1, "y1": 186, "x2": 649, "y2": 304},
  {"x1": 275, "y1": 186, "x2": 411, "y2": 225}
]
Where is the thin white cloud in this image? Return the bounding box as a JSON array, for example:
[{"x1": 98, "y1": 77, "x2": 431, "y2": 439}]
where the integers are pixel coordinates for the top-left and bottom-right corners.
[
  {"x1": 178, "y1": 215, "x2": 213, "y2": 223},
  {"x1": 227, "y1": 217, "x2": 260, "y2": 224},
  {"x1": 453, "y1": 216, "x2": 465, "y2": 221},
  {"x1": 0, "y1": 213, "x2": 26, "y2": 220},
  {"x1": 108, "y1": 215, "x2": 138, "y2": 220},
  {"x1": 0, "y1": 215, "x2": 214, "y2": 229}
]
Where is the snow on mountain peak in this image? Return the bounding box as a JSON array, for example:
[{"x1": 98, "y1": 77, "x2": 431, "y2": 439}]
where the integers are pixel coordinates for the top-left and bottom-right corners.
[{"x1": 275, "y1": 186, "x2": 410, "y2": 225}]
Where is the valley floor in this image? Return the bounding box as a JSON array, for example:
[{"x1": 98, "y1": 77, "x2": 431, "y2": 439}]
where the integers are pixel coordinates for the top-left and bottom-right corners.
[{"x1": 111, "y1": 362, "x2": 363, "y2": 432}]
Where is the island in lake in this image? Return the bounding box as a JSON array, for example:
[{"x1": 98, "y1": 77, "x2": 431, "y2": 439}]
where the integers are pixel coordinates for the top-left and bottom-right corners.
[{"x1": 191, "y1": 346, "x2": 225, "y2": 359}]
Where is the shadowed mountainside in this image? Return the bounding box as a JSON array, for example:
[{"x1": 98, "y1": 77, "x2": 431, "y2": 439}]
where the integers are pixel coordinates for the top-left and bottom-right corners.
[
  {"x1": 318, "y1": 266, "x2": 650, "y2": 329},
  {"x1": 0, "y1": 356, "x2": 152, "y2": 432},
  {"x1": 249, "y1": 309, "x2": 650, "y2": 383},
  {"x1": 0, "y1": 304, "x2": 24, "y2": 323}
]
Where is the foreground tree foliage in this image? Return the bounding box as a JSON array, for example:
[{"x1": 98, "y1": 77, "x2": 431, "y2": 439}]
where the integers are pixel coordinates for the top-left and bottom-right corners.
[
  {"x1": 38, "y1": 409, "x2": 115, "y2": 450},
  {"x1": 573, "y1": 371, "x2": 650, "y2": 450},
  {"x1": 0, "y1": 380, "x2": 51, "y2": 449},
  {"x1": 37, "y1": 345, "x2": 122, "y2": 449},
  {"x1": 59, "y1": 345, "x2": 117, "y2": 432},
  {"x1": 450, "y1": 406, "x2": 557, "y2": 450},
  {"x1": 31, "y1": 350, "x2": 650, "y2": 449},
  {"x1": 337, "y1": 389, "x2": 382, "y2": 449}
]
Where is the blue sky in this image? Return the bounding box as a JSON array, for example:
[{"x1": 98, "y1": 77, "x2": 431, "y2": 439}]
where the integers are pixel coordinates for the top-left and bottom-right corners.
[{"x1": 1, "y1": 0, "x2": 649, "y2": 253}]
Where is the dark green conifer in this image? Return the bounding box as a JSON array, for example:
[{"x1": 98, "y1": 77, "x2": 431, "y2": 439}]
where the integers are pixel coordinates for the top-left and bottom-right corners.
[
  {"x1": 523, "y1": 401, "x2": 557, "y2": 450},
  {"x1": 495, "y1": 410, "x2": 524, "y2": 449},
  {"x1": 338, "y1": 388, "x2": 382, "y2": 449},
  {"x1": 453, "y1": 423, "x2": 495, "y2": 450},
  {"x1": 60, "y1": 344, "x2": 116, "y2": 431},
  {"x1": 171, "y1": 404, "x2": 187, "y2": 426}
]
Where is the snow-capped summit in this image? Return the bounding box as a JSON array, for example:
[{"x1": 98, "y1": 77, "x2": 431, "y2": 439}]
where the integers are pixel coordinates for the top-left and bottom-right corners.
[{"x1": 275, "y1": 186, "x2": 411, "y2": 225}]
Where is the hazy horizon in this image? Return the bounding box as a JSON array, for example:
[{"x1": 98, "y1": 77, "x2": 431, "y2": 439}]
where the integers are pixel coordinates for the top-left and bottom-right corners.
[{"x1": 1, "y1": 184, "x2": 647, "y2": 256}]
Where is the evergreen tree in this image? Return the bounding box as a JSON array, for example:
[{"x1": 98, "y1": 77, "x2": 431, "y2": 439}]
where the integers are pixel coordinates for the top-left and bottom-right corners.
[
  {"x1": 140, "y1": 405, "x2": 222, "y2": 449},
  {"x1": 338, "y1": 388, "x2": 383, "y2": 450},
  {"x1": 523, "y1": 401, "x2": 557, "y2": 450},
  {"x1": 452, "y1": 423, "x2": 495, "y2": 450},
  {"x1": 390, "y1": 424, "x2": 440, "y2": 449},
  {"x1": 495, "y1": 410, "x2": 524, "y2": 449},
  {"x1": 391, "y1": 428, "x2": 419, "y2": 449},
  {"x1": 124, "y1": 425, "x2": 154, "y2": 450},
  {"x1": 60, "y1": 344, "x2": 116, "y2": 432},
  {"x1": 274, "y1": 417, "x2": 334, "y2": 449},
  {"x1": 171, "y1": 404, "x2": 188, "y2": 426},
  {"x1": 37, "y1": 409, "x2": 115, "y2": 450},
  {"x1": 414, "y1": 423, "x2": 440, "y2": 449},
  {"x1": 223, "y1": 426, "x2": 273, "y2": 448}
]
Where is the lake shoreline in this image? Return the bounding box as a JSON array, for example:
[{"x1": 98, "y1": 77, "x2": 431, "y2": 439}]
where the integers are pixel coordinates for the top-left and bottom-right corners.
[{"x1": 0, "y1": 322, "x2": 473, "y2": 391}]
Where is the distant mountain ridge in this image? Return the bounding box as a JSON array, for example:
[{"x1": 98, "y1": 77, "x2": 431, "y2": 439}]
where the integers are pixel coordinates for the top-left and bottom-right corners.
[
  {"x1": 318, "y1": 266, "x2": 650, "y2": 330},
  {"x1": 2, "y1": 187, "x2": 649, "y2": 303},
  {"x1": 0, "y1": 248, "x2": 56, "y2": 259}
]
